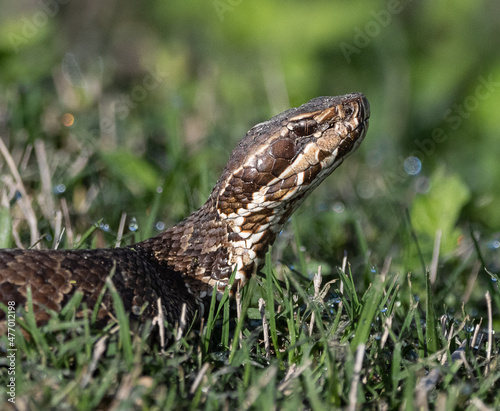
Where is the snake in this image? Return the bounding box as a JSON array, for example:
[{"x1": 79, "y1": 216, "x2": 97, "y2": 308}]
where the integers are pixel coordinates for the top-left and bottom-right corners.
[{"x1": 0, "y1": 93, "x2": 369, "y2": 331}]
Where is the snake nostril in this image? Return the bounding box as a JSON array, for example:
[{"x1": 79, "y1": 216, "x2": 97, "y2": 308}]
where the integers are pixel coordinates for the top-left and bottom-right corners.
[{"x1": 344, "y1": 106, "x2": 354, "y2": 117}]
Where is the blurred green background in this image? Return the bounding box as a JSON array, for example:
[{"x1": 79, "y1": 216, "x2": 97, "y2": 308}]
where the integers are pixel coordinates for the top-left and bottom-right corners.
[{"x1": 1, "y1": 1, "x2": 499, "y2": 311}]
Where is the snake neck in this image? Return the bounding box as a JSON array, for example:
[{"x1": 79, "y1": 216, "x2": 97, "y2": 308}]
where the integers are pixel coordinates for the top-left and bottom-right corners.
[{"x1": 133, "y1": 192, "x2": 270, "y2": 296}]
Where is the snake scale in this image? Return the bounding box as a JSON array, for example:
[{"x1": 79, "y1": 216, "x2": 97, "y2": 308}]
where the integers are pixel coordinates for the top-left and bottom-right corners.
[{"x1": 0, "y1": 93, "x2": 369, "y2": 331}]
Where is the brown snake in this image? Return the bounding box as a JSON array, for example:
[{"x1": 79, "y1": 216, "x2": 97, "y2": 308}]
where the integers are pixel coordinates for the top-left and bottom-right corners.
[{"x1": 0, "y1": 93, "x2": 369, "y2": 331}]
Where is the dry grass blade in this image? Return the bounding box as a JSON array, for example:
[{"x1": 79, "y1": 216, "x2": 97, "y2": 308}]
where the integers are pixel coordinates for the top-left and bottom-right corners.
[
  {"x1": 463, "y1": 261, "x2": 481, "y2": 303},
  {"x1": 60, "y1": 197, "x2": 74, "y2": 247},
  {"x1": 52, "y1": 210, "x2": 63, "y2": 249},
  {"x1": 34, "y1": 139, "x2": 55, "y2": 225},
  {"x1": 415, "y1": 368, "x2": 441, "y2": 411},
  {"x1": 115, "y1": 212, "x2": 127, "y2": 248},
  {"x1": 348, "y1": 343, "x2": 366, "y2": 411},
  {"x1": 81, "y1": 335, "x2": 109, "y2": 388},
  {"x1": 277, "y1": 361, "x2": 311, "y2": 393},
  {"x1": 152, "y1": 297, "x2": 166, "y2": 353},
  {"x1": 176, "y1": 303, "x2": 187, "y2": 342},
  {"x1": 109, "y1": 364, "x2": 143, "y2": 411},
  {"x1": 380, "y1": 314, "x2": 393, "y2": 349},
  {"x1": 259, "y1": 298, "x2": 271, "y2": 360},
  {"x1": 0, "y1": 137, "x2": 40, "y2": 247},
  {"x1": 309, "y1": 266, "x2": 322, "y2": 336},
  {"x1": 485, "y1": 291, "x2": 492, "y2": 376},
  {"x1": 190, "y1": 362, "x2": 210, "y2": 395},
  {"x1": 243, "y1": 366, "x2": 277, "y2": 410},
  {"x1": 471, "y1": 318, "x2": 483, "y2": 349}
]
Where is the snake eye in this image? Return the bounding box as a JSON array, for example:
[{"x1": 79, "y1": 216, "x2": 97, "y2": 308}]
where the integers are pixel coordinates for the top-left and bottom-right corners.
[{"x1": 293, "y1": 119, "x2": 317, "y2": 137}]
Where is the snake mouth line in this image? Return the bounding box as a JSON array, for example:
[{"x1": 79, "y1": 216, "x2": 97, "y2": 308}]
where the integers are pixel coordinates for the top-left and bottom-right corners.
[{"x1": 355, "y1": 117, "x2": 370, "y2": 134}]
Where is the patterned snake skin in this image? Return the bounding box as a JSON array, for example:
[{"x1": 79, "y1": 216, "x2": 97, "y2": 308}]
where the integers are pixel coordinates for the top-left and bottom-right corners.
[{"x1": 0, "y1": 93, "x2": 370, "y2": 330}]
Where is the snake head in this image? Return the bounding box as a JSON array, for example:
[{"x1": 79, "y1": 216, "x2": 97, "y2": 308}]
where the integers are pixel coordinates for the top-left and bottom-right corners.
[
  {"x1": 217, "y1": 93, "x2": 369, "y2": 227},
  {"x1": 211, "y1": 93, "x2": 370, "y2": 288}
]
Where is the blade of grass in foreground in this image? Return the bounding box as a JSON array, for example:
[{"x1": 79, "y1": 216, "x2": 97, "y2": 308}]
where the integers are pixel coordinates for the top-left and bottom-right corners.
[
  {"x1": 74, "y1": 220, "x2": 101, "y2": 249},
  {"x1": 106, "y1": 272, "x2": 134, "y2": 369},
  {"x1": 264, "y1": 249, "x2": 282, "y2": 361},
  {"x1": 221, "y1": 281, "x2": 232, "y2": 350},
  {"x1": 350, "y1": 275, "x2": 384, "y2": 352},
  {"x1": 407, "y1": 273, "x2": 426, "y2": 359},
  {"x1": 292, "y1": 217, "x2": 308, "y2": 277},
  {"x1": 203, "y1": 267, "x2": 237, "y2": 353},
  {"x1": 470, "y1": 225, "x2": 500, "y2": 312},
  {"x1": 0, "y1": 206, "x2": 12, "y2": 248},
  {"x1": 229, "y1": 278, "x2": 255, "y2": 364},
  {"x1": 425, "y1": 268, "x2": 439, "y2": 354},
  {"x1": 337, "y1": 265, "x2": 359, "y2": 321},
  {"x1": 203, "y1": 281, "x2": 220, "y2": 353}
]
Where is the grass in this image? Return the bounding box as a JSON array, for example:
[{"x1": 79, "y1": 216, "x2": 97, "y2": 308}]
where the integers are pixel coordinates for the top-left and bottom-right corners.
[
  {"x1": 2, "y1": 2, "x2": 500, "y2": 408},
  {"x1": 0, "y1": 214, "x2": 498, "y2": 409},
  {"x1": 0, "y1": 85, "x2": 499, "y2": 410}
]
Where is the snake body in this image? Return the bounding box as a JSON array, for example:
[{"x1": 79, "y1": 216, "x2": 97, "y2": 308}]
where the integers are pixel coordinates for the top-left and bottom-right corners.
[{"x1": 0, "y1": 93, "x2": 370, "y2": 329}]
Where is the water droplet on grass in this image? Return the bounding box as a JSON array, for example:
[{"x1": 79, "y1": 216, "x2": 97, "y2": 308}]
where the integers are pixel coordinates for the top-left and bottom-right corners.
[
  {"x1": 128, "y1": 217, "x2": 139, "y2": 232},
  {"x1": 486, "y1": 239, "x2": 500, "y2": 249},
  {"x1": 53, "y1": 184, "x2": 66, "y2": 194},
  {"x1": 332, "y1": 202, "x2": 345, "y2": 213},
  {"x1": 404, "y1": 156, "x2": 421, "y2": 175}
]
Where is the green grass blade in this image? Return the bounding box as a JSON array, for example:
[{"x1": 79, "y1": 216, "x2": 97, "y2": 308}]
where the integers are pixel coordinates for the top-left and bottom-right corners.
[
  {"x1": 405, "y1": 209, "x2": 427, "y2": 275},
  {"x1": 350, "y1": 275, "x2": 384, "y2": 351},
  {"x1": 228, "y1": 278, "x2": 255, "y2": 364},
  {"x1": 425, "y1": 268, "x2": 439, "y2": 354},
  {"x1": 221, "y1": 286, "x2": 231, "y2": 350},
  {"x1": 264, "y1": 249, "x2": 282, "y2": 360},
  {"x1": 203, "y1": 282, "x2": 220, "y2": 353},
  {"x1": 0, "y1": 206, "x2": 12, "y2": 248},
  {"x1": 106, "y1": 271, "x2": 134, "y2": 369},
  {"x1": 292, "y1": 217, "x2": 308, "y2": 276},
  {"x1": 390, "y1": 342, "x2": 403, "y2": 401},
  {"x1": 74, "y1": 221, "x2": 101, "y2": 249}
]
